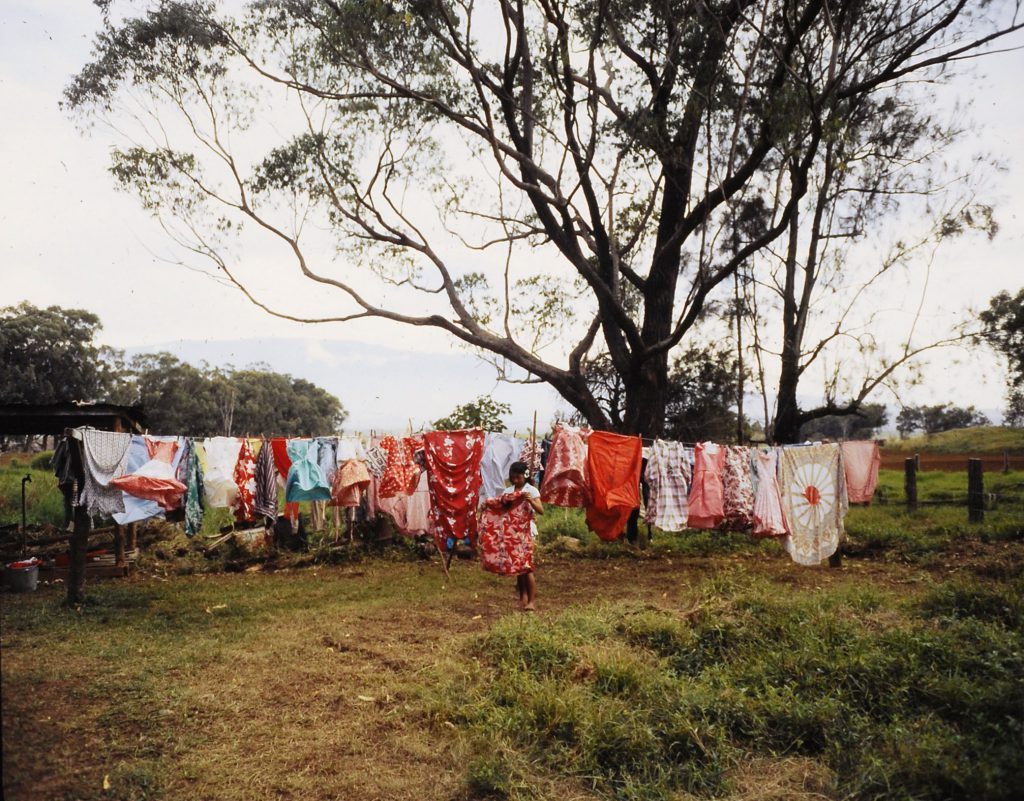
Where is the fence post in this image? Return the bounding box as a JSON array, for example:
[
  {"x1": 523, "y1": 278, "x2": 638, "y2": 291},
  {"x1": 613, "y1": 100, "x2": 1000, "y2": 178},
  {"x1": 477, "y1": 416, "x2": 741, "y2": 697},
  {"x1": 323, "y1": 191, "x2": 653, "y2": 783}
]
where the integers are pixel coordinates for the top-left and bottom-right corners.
[
  {"x1": 66, "y1": 505, "x2": 90, "y2": 605},
  {"x1": 968, "y1": 458, "x2": 984, "y2": 523},
  {"x1": 1004, "y1": 450, "x2": 1010, "y2": 474},
  {"x1": 905, "y1": 458, "x2": 917, "y2": 511}
]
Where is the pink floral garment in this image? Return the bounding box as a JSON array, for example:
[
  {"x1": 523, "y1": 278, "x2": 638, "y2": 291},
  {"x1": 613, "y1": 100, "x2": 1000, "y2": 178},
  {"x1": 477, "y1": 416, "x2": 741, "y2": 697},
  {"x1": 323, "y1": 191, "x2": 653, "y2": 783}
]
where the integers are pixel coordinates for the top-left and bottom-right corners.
[
  {"x1": 539, "y1": 423, "x2": 591, "y2": 507},
  {"x1": 722, "y1": 445, "x2": 755, "y2": 530},
  {"x1": 423, "y1": 429, "x2": 485, "y2": 552},
  {"x1": 752, "y1": 449, "x2": 788, "y2": 537},
  {"x1": 478, "y1": 492, "x2": 536, "y2": 576},
  {"x1": 687, "y1": 442, "x2": 726, "y2": 529},
  {"x1": 232, "y1": 438, "x2": 257, "y2": 522}
]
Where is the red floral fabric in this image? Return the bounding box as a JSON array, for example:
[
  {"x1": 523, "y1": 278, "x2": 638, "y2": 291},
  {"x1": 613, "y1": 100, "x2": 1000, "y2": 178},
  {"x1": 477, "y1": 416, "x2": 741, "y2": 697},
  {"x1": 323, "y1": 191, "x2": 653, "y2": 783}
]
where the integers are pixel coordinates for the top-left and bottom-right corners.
[
  {"x1": 539, "y1": 423, "x2": 591, "y2": 507},
  {"x1": 378, "y1": 435, "x2": 421, "y2": 498},
  {"x1": 687, "y1": 442, "x2": 726, "y2": 529},
  {"x1": 478, "y1": 492, "x2": 536, "y2": 576},
  {"x1": 584, "y1": 431, "x2": 642, "y2": 541},
  {"x1": 722, "y1": 445, "x2": 755, "y2": 531},
  {"x1": 232, "y1": 438, "x2": 257, "y2": 522},
  {"x1": 423, "y1": 429, "x2": 485, "y2": 552}
]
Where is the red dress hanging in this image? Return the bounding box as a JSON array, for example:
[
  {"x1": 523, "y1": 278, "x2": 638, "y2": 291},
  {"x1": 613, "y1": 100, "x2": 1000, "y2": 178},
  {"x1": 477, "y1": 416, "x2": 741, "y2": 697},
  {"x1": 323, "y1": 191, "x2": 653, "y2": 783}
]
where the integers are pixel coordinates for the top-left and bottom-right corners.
[{"x1": 423, "y1": 429, "x2": 485, "y2": 553}]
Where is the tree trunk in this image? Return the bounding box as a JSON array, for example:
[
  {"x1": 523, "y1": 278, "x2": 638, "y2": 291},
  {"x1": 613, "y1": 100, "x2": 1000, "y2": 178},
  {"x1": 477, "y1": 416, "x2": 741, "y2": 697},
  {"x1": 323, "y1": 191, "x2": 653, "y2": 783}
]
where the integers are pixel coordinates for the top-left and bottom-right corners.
[
  {"x1": 623, "y1": 356, "x2": 668, "y2": 436},
  {"x1": 774, "y1": 349, "x2": 804, "y2": 444}
]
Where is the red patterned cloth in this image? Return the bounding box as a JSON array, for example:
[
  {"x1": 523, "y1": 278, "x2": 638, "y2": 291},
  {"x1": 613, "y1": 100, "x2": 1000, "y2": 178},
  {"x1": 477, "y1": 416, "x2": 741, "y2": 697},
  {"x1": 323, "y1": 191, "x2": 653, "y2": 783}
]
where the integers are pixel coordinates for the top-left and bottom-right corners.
[
  {"x1": 478, "y1": 492, "x2": 536, "y2": 576},
  {"x1": 232, "y1": 438, "x2": 257, "y2": 522},
  {"x1": 423, "y1": 429, "x2": 485, "y2": 552},
  {"x1": 539, "y1": 423, "x2": 591, "y2": 507},
  {"x1": 584, "y1": 431, "x2": 642, "y2": 541},
  {"x1": 722, "y1": 445, "x2": 755, "y2": 531},
  {"x1": 688, "y1": 442, "x2": 726, "y2": 529},
  {"x1": 520, "y1": 440, "x2": 543, "y2": 476},
  {"x1": 378, "y1": 435, "x2": 421, "y2": 498}
]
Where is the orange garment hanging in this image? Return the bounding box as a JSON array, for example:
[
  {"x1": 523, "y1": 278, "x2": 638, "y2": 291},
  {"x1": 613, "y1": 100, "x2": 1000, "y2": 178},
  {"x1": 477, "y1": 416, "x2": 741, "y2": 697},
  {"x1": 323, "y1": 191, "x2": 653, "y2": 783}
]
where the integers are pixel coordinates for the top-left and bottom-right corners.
[{"x1": 584, "y1": 431, "x2": 642, "y2": 541}]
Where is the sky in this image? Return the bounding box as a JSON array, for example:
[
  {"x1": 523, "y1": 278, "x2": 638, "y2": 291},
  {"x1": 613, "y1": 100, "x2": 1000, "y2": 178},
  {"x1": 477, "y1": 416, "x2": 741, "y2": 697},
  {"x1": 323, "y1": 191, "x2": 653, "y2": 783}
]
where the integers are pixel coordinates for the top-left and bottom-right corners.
[{"x1": 2, "y1": 2, "x2": 1022, "y2": 434}]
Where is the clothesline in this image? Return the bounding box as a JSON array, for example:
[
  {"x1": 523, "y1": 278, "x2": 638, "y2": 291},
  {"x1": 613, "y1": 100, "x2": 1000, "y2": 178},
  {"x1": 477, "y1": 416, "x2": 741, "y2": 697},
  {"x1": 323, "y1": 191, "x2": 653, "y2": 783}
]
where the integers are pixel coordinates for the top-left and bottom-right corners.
[{"x1": 56, "y1": 424, "x2": 882, "y2": 568}]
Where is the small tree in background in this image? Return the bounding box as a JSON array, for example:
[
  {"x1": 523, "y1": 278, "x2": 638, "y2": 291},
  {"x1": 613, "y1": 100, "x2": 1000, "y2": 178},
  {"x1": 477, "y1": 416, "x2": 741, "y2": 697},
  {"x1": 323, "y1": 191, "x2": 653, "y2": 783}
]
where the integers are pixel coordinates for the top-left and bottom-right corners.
[
  {"x1": 433, "y1": 396, "x2": 512, "y2": 433},
  {"x1": 979, "y1": 288, "x2": 1024, "y2": 427}
]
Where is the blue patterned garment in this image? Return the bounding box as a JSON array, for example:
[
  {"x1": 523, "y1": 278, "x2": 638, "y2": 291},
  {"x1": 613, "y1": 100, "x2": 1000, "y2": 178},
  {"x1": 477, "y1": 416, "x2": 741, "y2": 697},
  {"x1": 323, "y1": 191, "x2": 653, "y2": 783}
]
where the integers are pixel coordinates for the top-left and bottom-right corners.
[{"x1": 285, "y1": 439, "x2": 332, "y2": 502}]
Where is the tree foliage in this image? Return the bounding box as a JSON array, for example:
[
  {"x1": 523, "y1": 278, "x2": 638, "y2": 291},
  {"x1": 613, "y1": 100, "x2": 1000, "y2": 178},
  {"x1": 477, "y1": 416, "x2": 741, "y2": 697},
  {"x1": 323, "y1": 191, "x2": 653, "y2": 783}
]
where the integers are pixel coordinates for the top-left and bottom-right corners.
[
  {"x1": 580, "y1": 343, "x2": 744, "y2": 442},
  {"x1": 799, "y1": 403, "x2": 887, "y2": 441},
  {"x1": 433, "y1": 396, "x2": 511, "y2": 432},
  {"x1": 896, "y1": 403, "x2": 990, "y2": 438},
  {"x1": 64, "y1": 1, "x2": 1022, "y2": 436},
  {"x1": 128, "y1": 354, "x2": 347, "y2": 437},
  {"x1": 0, "y1": 303, "x2": 125, "y2": 405},
  {"x1": 979, "y1": 288, "x2": 1024, "y2": 427}
]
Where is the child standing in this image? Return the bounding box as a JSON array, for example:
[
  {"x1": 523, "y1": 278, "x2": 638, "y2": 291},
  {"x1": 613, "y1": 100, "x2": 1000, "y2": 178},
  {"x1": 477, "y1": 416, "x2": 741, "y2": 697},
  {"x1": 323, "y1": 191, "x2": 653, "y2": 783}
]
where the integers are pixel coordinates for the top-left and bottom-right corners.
[{"x1": 505, "y1": 460, "x2": 543, "y2": 611}]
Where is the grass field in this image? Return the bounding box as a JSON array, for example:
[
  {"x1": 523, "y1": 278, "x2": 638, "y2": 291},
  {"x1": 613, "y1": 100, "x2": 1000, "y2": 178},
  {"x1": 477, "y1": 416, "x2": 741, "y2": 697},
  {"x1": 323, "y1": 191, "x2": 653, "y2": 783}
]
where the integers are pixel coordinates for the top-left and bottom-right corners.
[
  {"x1": 2, "y1": 452, "x2": 1022, "y2": 800},
  {"x1": 882, "y1": 426, "x2": 1024, "y2": 454}
]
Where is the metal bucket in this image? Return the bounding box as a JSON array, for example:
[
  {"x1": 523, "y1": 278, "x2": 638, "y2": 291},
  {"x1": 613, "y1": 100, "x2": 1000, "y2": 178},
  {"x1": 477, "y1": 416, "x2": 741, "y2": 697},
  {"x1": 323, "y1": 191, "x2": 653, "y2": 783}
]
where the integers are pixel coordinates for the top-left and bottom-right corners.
[{"x1": 4, "y1": 563, "x2": 40, "y2": 592}]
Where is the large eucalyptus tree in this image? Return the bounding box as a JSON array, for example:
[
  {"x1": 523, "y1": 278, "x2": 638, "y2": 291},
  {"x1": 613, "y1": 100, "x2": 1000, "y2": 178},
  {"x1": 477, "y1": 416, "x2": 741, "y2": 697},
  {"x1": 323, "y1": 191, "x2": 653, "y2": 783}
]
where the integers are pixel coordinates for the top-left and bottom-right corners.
[{"x1": 66, "y1": 0, "x2": 1022, "y2": 435}]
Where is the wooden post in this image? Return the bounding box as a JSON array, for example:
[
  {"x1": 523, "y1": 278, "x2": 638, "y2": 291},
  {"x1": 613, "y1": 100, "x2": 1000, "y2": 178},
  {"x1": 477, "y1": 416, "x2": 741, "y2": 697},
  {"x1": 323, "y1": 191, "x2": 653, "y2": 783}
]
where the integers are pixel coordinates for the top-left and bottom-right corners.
[
  {"x1": 113, "y1": 523, "x2": 126, "y2": 567},
  {"x1": 128, "y1": 522, "x2": 138, "y2": 552},
  {"x1": 1004, "y1": 450, "x2": 1010, "y2": 474},
  {"x1": 904, "y1": 458, "x2": 917, "y2": 511},
  {"x1": 967, "y1": 458, "x2": 984, "y2": 523},
  {"x1": 67, "y1": 505, "x2": 91, "y2": 605},
  {"x1": 914, "y1": 452, "x2": 920, "y2": 472}
]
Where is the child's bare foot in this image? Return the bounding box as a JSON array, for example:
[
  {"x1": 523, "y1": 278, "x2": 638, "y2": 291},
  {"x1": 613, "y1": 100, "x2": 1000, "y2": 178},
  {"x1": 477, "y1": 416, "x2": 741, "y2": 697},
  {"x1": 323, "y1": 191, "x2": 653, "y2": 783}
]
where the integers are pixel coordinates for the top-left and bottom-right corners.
[{"x1": 523, "y1": 603, "x2": 536, "y2": 612}]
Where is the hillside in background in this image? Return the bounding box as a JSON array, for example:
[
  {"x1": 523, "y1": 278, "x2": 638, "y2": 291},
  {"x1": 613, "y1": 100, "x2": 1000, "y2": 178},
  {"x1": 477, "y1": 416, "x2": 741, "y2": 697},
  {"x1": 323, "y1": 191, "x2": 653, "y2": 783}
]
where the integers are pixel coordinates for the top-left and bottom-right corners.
[{"x1": 882, "y1": 426, "x2": 1024, "y2": 454}]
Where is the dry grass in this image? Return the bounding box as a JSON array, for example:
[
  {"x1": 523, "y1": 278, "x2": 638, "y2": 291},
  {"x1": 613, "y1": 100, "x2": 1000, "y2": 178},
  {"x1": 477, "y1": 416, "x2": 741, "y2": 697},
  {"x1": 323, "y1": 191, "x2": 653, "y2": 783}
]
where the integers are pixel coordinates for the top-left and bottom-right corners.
[{"x1": 3, "y1": 544, "x2": 1022, "y2": 801}]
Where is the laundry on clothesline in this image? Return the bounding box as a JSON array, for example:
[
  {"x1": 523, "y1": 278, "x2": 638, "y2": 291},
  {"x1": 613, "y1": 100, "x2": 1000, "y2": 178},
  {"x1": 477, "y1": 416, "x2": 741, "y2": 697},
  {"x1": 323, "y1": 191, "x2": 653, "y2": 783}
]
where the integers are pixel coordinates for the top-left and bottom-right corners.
[{"x1": 59, "y1": 419, "x2": 879, "y2": 568}]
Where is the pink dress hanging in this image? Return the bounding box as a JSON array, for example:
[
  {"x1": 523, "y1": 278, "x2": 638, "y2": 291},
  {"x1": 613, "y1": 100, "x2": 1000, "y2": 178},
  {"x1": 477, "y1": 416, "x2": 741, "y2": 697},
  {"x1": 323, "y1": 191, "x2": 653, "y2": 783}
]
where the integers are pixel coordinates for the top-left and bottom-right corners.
[
  {"x1": 752, "y1": 449, "x2": 788, "y2": 537},
  {"x1": 687, "y1": 442, "x2": 726, "y2": 529}
]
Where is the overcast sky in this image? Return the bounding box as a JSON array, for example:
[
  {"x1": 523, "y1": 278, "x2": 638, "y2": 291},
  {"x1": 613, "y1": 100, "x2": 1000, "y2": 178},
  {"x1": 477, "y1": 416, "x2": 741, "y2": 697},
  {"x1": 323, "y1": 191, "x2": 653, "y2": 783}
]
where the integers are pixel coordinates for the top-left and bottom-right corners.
[{"x1": 2, "y1": 2, "x2": 1022, "y2": 433}]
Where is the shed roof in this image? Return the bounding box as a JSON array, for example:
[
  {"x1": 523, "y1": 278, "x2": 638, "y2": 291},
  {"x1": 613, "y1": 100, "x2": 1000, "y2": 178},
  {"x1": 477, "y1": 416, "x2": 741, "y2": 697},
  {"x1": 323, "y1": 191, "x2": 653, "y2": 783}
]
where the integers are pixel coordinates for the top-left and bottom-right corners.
[{"x1": 0, "y1": 403, "x2": 147, "y2": 435}]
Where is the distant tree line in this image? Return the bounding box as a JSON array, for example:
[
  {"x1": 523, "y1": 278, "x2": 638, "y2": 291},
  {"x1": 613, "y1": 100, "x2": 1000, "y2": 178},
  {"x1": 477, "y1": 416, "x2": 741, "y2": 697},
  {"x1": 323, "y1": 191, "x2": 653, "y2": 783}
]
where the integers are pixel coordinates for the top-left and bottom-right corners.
[
  {"x1": 896, "y1": 404, "x2": 990, "y2": 439},
  {"x1": 0, "y1": 303, "x2": 345, "y2": 437}
]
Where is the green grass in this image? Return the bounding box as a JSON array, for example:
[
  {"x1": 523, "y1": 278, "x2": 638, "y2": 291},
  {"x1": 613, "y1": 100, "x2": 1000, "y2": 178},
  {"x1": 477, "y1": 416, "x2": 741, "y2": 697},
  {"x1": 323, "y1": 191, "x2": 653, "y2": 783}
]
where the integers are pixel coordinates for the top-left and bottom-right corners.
[
  {"x1": 436, "y1": 575, "x2": 1024, "y2": 800},
  {"x1": 883, "y1": 426, "x2": 1024, "y2": 454},
  {"x1": 0, "y1": 461, "x2": 65, "y2": 528}
]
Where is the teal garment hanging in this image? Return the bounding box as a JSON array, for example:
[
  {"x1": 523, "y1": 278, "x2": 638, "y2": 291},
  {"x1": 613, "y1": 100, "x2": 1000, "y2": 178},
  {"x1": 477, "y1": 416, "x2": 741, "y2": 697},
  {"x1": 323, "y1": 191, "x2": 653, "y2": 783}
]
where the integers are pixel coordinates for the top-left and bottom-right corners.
[{"x1": 285, "y1": 439, "x2": 332, "y2": 502}]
